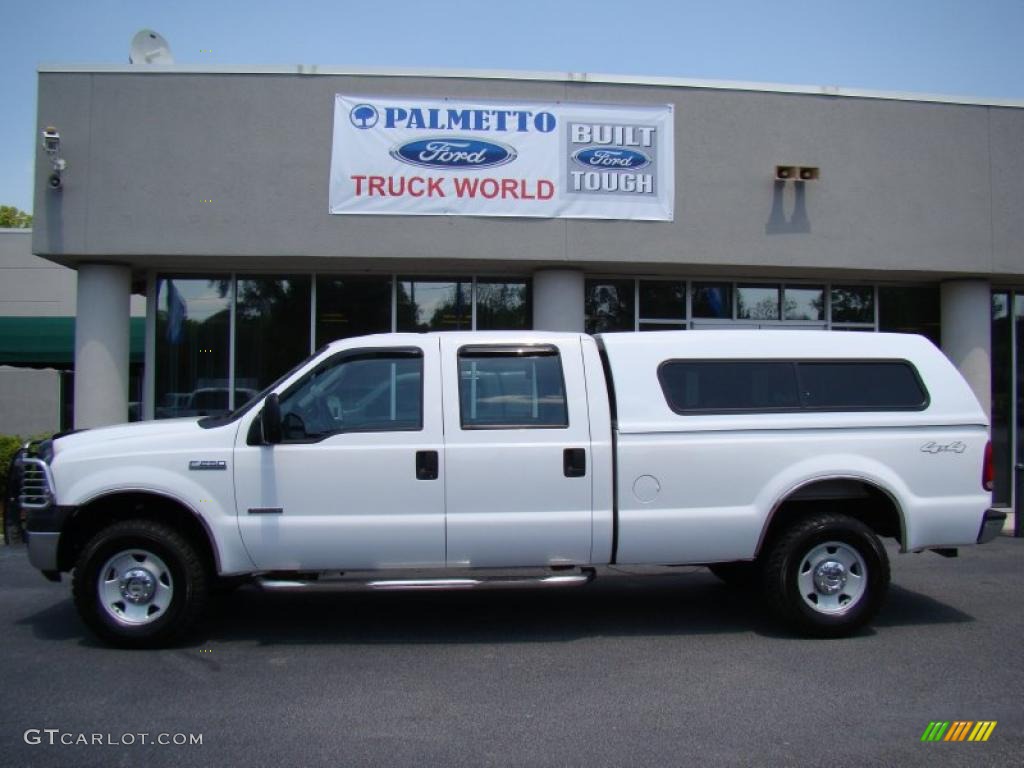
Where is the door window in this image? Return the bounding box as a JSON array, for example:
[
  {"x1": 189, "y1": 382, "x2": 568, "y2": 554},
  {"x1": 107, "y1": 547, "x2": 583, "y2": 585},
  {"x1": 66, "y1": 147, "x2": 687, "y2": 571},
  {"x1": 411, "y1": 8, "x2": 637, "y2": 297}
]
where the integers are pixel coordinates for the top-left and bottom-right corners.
[
  {"x1": 457, "y1": 346, "x2": 568, "y2": 429},
  {"x1": 277, "y1": 350, "x2": 423, "y2": 440}
]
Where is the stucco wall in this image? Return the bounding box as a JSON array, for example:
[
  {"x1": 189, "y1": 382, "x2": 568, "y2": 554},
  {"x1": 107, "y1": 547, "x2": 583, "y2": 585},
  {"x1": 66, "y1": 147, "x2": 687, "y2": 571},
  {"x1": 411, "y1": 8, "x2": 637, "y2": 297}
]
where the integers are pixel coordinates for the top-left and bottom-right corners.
[
  {"x1": 0, "y1": 229, "x2": 75, "y2": 317},
  {"x1": 0, "y1": 366, "x2": 61, "y2": 436},
  {"x1": 31, "y1": 70, "x2": 1024, "y2": 281}
]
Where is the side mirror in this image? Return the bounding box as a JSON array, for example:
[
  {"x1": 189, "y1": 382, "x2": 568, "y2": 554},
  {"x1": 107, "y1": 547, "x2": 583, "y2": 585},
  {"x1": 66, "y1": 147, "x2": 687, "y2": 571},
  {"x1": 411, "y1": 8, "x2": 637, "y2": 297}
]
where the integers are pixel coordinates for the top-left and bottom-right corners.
[{"x1": 261, "y1": 393, "x2": 283, "y2": 445}]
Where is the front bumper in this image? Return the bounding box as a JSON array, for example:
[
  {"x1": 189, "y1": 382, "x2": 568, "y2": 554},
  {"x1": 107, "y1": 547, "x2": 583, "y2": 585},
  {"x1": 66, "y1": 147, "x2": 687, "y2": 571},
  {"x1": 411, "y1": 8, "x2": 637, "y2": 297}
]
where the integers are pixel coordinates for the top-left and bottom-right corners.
[
  {"x1": 8, "y1": 448, "x2": 72, "y2": 574},
  {"x1": 23, "y1": 504, "x2": 74, "y2": 573},
  {"x1": 977, "y1": 509, "x2": 1007, "y2": 544}
]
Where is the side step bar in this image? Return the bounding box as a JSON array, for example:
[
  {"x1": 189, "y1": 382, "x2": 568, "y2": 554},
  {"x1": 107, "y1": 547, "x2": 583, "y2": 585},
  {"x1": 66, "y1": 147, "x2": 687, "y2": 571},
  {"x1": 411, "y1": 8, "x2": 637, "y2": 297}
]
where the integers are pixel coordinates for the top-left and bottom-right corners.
[{"x1": 257, "y1": 568, "x2": 596, "y2": 593}]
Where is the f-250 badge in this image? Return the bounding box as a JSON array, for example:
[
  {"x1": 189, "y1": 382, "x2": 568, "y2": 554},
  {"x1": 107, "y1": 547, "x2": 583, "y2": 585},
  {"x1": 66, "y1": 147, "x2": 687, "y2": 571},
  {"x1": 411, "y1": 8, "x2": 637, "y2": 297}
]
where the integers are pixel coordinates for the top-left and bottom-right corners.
[{"x1": 920, "y1": 441, "x2": 966, "y2": 454}]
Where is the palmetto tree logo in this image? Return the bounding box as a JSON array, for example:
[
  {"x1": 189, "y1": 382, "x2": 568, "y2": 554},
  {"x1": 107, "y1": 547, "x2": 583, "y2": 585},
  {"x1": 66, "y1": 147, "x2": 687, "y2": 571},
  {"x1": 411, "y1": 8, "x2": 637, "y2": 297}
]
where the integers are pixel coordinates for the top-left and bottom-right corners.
[{"x1": 350, "y1": 104, "x2": 379, "y2": 129}]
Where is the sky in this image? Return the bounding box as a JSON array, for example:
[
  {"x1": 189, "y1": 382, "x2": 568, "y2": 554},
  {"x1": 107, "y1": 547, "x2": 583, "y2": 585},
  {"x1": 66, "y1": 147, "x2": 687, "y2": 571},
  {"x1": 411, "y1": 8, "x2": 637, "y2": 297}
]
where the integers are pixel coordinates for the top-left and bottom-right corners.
[{"x1": 2, "y1": 0, "x2": 1023, "y2": 214}]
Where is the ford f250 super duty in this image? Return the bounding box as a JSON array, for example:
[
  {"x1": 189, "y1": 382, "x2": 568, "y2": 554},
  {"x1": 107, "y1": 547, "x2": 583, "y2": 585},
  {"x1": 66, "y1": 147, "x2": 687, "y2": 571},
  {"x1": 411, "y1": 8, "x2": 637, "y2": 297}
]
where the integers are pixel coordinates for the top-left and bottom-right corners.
[{"x1": 11, "y1": 330, "x2": 1003, "y2": 646}]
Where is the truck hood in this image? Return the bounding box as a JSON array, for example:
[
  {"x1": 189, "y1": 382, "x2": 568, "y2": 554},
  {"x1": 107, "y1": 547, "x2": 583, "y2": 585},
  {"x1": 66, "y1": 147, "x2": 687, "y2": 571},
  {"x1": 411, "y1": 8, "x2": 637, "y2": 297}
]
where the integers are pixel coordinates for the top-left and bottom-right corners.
[{"x1": 53, "y1": 418, "x2": 205, "y2": 457}]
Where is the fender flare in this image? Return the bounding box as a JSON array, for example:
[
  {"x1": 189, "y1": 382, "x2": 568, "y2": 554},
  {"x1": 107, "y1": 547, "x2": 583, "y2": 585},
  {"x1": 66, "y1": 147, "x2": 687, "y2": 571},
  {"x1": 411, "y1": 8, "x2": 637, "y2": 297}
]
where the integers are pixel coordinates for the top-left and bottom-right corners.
[{"x1": 754, "y1": 473, "x2": 907, "y2": 557}]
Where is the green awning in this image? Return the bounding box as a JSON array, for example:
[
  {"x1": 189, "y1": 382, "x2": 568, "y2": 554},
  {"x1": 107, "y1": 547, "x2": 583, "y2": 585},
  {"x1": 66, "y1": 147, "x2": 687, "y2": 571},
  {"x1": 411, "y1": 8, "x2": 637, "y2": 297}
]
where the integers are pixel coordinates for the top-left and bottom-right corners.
[{"x1": 0, "y1": 317, "x2": 145, "y2": 365}]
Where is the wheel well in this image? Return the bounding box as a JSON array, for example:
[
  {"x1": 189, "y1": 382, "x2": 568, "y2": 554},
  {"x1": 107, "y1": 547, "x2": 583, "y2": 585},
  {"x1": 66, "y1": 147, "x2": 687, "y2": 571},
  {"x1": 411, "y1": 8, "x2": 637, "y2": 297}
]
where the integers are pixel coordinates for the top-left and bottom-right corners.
[
  {"x1": 57, "y1": 492, "x2": 218, "y2": 575},
  {"x1": 757, "y1": 479, "x2": 903, "y2": 557}
]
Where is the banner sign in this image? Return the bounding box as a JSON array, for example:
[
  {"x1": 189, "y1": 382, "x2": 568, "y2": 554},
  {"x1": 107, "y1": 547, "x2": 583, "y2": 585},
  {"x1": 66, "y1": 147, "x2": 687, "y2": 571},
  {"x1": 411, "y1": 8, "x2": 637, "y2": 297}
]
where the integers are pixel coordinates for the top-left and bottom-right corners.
[{"x1": 329, "y1": 95, "x2": 674, "y2": 220}]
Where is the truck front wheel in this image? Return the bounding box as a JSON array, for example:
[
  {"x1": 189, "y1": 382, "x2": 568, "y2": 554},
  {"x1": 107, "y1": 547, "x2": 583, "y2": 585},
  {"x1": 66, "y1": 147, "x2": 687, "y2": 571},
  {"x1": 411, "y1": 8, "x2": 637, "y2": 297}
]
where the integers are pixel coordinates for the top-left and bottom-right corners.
[
  {"x1": 762, "y1": 513, "x2": 889, "y2": 638},
  {"x1": 72, "y1": 519, "x2": 209, "y2": 648}
]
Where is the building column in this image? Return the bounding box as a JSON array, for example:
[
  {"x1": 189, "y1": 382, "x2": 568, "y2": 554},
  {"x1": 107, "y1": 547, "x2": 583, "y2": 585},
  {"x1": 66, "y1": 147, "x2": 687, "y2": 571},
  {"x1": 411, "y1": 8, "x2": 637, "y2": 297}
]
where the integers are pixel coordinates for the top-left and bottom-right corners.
[
  {"x1": 74, "y1": 263, "x2": 131, "y2": 428},
  {"x1": 533, "y1": 269, "x2": 585, "y2": 332},
  {"x1": 941, "y1": 279, "x2": 991, "y2": 418}
]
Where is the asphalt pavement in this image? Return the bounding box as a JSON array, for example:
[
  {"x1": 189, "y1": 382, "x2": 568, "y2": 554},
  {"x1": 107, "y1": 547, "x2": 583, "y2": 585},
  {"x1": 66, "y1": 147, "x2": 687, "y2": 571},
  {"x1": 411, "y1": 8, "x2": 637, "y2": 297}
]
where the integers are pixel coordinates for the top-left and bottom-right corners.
[{"x1": 1, "y1": 537, "x2": 1022, "y2": 768}]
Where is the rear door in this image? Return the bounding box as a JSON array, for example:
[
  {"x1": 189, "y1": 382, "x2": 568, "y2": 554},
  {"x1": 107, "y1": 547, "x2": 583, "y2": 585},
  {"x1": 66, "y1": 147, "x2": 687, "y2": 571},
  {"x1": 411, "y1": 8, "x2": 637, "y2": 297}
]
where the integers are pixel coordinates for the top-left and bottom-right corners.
[{"x1": 440, "y1": 337, "x2": 593, "y2": 567}]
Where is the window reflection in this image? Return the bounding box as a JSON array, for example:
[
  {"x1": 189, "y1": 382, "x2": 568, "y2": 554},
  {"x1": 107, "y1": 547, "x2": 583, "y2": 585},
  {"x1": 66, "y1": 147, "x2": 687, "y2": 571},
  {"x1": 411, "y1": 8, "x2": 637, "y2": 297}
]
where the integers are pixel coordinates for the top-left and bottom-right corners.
[
  {"x1": 316, "y1": 276, "x2": 392, "y2": 345},
  {"x1": 736, "y1": 284, "x2": 780, "y2": 321},
  {"x1": 831, "y1": 286, "x2": 874, "y2": 324},
  {"x1": 639, "y1": 322, "x2": 686, "y2": 331},
  {"x1": 691, "y1": 282, "x2": 732, "y2": 319},
  {"x1": 784, "y1": 286, "x2": 824, "y2": 321},
  {"x1": 398, "y1": 279, "x2": 471, "y2": 331},
  {"x1": 1016, "y1": 296, "x2": 1024, "y2": 507},
  {"x1": 235, "y1": 276, "x2": 311, "y2": 396},
  {"x1": 475, "y1": 280, "x2": 531, "y2": 330},
  {"x1": 585, "y1": 279, "x2": 634, "y2": 333},
  {"x1": 992, "y1": 292, "x2": 1012, "y2": 505},
  {"x1": 879, "y1": 286, "x2": 940, "y2": 346},
  {"x1": 639, "y1": 281, "x2": 685, "y2": 320},
  {"x1": 155, "y1": 277, "x2": 230, "y2": 419},
  {"x1": 279, "y1": 354, "x2": 422, "y2": 439}
]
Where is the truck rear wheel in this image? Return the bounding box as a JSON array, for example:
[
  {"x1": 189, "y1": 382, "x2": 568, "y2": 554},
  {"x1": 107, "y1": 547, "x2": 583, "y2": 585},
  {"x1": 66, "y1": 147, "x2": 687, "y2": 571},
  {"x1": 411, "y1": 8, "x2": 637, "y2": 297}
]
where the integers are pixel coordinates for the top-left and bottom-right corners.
[
  {"x1": 762, "y1": 513, "x2": 889, "y2": 638},
  {"x1": 72, "y1": 519, "x2": 209, "y2": 648}
]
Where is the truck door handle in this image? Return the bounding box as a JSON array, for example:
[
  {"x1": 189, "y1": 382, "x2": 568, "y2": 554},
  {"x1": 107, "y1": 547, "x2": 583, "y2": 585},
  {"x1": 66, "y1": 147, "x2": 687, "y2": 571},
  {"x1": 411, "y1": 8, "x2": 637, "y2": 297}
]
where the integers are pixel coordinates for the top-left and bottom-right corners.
[
  {"x1": 563, "y1": 448, "x2": 586, "y2": 478},
  {"x1": 416, "y1": 450, "x2": 439, "y2": 480}
]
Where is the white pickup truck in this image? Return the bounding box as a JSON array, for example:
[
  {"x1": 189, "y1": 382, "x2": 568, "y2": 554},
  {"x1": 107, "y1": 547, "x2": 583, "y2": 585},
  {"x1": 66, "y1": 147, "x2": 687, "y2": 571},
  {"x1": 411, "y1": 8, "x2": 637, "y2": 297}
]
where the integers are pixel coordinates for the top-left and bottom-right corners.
[{"x1": 13, "y1": 330, "x2": 1002, "y2": 646}]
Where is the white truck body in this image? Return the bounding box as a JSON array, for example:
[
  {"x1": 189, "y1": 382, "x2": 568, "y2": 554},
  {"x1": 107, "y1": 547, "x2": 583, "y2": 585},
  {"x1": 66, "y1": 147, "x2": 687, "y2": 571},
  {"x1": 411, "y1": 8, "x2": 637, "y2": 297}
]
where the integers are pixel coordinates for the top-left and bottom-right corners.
[{"x1": 16, "y1": 330, "x2": 1000, "y2": 644}]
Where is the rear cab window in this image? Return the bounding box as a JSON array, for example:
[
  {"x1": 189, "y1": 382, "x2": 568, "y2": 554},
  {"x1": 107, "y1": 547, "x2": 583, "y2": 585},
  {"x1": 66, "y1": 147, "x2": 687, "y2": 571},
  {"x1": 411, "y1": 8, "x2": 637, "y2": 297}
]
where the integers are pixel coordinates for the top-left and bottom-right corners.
[{"x1": 457, "y1": 345, "x2": 569, "y2": 429}]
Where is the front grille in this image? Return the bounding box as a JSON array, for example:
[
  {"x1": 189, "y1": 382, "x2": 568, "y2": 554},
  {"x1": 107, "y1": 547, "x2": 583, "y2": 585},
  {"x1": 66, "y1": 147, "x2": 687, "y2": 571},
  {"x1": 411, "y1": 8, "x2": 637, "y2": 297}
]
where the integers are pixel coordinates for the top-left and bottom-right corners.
[{"x1": 18, "y1": 458, "x2": 53, "y2": 509}]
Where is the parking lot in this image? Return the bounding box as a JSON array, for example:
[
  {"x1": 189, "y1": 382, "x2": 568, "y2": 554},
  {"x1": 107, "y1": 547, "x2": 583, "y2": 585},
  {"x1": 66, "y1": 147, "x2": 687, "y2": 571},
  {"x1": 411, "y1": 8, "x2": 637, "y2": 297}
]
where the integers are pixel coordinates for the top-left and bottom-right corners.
[{"x1": 1, "y1": 537, "x2": 1022, "y2": 768}]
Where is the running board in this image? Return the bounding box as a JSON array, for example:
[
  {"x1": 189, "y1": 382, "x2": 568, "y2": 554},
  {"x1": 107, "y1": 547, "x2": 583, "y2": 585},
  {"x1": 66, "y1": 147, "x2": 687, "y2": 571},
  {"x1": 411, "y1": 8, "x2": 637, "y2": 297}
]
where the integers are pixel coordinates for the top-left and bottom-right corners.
[{"x1": 257, "y1": 569, "x2": 595, "y2": 593}]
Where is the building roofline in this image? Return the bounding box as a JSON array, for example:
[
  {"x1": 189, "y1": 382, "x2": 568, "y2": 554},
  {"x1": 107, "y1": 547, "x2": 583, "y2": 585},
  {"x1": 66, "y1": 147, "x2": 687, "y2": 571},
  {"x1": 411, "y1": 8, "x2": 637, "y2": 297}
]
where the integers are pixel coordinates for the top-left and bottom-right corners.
[{"x1": 36, "y1": 63, "x2": 1024, "y2": 109}]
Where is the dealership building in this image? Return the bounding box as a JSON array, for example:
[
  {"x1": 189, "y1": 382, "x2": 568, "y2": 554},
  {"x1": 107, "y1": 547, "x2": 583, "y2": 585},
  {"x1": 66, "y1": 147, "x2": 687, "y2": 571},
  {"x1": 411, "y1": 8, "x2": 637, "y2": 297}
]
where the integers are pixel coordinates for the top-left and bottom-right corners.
[{"x1": 21, "y1": 64, "x2": 1024, "y2": 508}]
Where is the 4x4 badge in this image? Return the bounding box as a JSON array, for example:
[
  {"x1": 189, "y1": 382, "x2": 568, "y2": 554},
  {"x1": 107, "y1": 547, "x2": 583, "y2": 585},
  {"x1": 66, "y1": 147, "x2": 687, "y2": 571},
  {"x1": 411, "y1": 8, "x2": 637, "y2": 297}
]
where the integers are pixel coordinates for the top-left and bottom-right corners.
[{"x1": 920, "y1": 441, "x2": 966, "y2": 454}]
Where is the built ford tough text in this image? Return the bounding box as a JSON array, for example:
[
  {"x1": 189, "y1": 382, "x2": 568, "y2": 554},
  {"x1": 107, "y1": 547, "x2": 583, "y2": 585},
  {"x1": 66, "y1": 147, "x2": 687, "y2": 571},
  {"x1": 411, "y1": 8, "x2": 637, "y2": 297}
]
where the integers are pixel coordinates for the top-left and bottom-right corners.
[{"x1": 11, "y1": 331, "x2": 1003, "y2": 647}]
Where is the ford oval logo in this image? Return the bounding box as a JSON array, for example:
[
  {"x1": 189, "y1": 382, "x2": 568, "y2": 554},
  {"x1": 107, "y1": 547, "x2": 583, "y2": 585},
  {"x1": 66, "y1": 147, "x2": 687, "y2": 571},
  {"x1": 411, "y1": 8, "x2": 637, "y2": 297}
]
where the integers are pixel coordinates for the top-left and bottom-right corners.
[
  {"x1": 390, "y1": 138, "x2": 517, "y2": 170},
  {"x1": 572, "y1": 146, "x2": 651, "y2": 170}
]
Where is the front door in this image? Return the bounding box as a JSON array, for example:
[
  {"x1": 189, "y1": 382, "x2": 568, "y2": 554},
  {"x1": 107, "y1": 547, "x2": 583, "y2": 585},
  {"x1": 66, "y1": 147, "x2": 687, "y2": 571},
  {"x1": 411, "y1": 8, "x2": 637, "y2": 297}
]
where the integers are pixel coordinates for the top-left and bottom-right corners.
[
  {"x1": 440, "y1": 337, "x2": 594, "y2": 567},
  {"x1": 234, "y1": 342, "x2": 445, "y2": 571}
]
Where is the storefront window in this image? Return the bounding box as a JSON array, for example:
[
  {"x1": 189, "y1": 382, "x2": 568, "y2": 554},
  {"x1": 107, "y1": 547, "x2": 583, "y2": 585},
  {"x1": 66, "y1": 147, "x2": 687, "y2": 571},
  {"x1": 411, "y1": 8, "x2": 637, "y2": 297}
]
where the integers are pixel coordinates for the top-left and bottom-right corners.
[
  {"x1": 1016, "y1": 295, "x2": 1024, "y2": 508},
  {"x1": 991, "y1": 293, "x2": 1012, "y2": 506},
  {"x1": 879, "y1": 285, "x2": 940, "y2": 346},
  {"x1": 736, "y1": 284, "x2": 780, "y2": 321},
  {"x1": 316, "y1": 276, "x2": 392, "y2": 345},
  {"x1": 831, "y1": 285, "x2": 874, "y2": 324},
  {"x1": 639, "y1": 281, "x2": 685, "y2": 320},
  {"x1": 155, "y1": 277, "x2": 231, "y2": 418},
  {"x1": 639, "y1": 322, "x2": 686, "y2": 331},
  {"x1": 784, "y1": 286, "x2": 825, "y2": 321},
  {"x1": 475, "y1": 280, "x2": 531, "y2": 330},
  {"x1": 585, "y1": 279, "x2": 634, "y2": 333},
  {"x1": 397, "y1": 279, "x2": 471, "y2": 331},
  {"x1": 235, "y1": 277, "x2": 311, "y2": 400},
  {"x1": 691, "y1": 282, "x2": 732, "y2": 319}
]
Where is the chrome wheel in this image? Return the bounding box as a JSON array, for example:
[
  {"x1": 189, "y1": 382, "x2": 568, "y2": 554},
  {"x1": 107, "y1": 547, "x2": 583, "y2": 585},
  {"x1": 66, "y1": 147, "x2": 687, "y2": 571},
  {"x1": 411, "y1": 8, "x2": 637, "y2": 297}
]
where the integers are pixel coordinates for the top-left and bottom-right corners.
[
  {"x1": 796, "y1": 540, "x2": 867, "y2": 615},
  {"x1": 98, "y1": 549, "x2": 174, "y2": 626}
]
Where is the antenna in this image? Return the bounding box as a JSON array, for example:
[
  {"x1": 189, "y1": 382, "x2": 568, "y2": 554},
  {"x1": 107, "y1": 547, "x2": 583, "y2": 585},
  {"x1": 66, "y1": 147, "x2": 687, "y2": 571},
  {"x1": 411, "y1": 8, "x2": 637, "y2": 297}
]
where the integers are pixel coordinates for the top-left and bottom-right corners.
[{"x1": 129, "y1": 29, "x2": 174, "y2": 65}]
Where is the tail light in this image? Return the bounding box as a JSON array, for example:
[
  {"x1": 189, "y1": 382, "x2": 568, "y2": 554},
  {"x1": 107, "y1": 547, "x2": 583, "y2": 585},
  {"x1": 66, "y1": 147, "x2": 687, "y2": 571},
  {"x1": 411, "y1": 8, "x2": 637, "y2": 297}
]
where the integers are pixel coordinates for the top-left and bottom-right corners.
[{"x1": 983, "y1": 440, "x2": 994, "y2": 492}]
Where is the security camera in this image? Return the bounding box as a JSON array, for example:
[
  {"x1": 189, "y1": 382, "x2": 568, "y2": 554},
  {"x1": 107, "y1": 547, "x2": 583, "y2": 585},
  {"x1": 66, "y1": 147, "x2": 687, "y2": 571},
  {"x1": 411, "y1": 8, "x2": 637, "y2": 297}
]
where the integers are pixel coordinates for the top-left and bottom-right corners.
[
  {"x1": 48, "y1": 172, "x2": 63, "y2": 190},
  {"x1": 41, "y1": 126, "x2": 61, "y2": 154}
]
